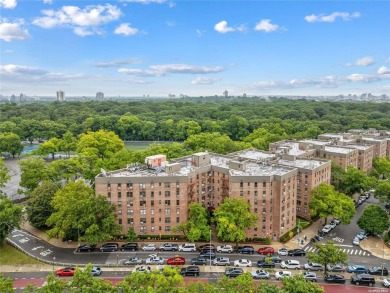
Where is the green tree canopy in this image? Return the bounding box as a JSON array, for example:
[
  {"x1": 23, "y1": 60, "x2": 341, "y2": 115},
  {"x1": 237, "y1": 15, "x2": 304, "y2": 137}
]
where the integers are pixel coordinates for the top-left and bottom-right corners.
[
  {"x1": 172, "y1": 203, "x2": 210, "y2": 242},
  {"x1": 309, "y1": 183, "x2": 355, "y2": 225},
  {"x1": 0, "y1": 274, "x2": 14, "y2": 293},
  {"x1": 375, "y1": 180, "x2": 390, "y2": 203},
  {"x1": 281, "y1": 274, "x2": 324, "y2": 293},
  {"x1": 0, "y1": 132, "x2": 23, "y2": 158},
  {"x1": 307, "y1": 240, "x2": 348, "y2": 276},
  {"x1": 214, "y1": 198, "x2": 258, "y2": 244},
  {"x1": 371, "y1": 157, "x2": 390, "y2": 179},
  {"x1": 0, "y1": 158, "x2": 10, "y2": 189},
  {"x1": 32, "y1": 138, "x2": 60, "y2": 159},
  {"x1": 0, "y1": 195, "x2": 22, "y2": 245},
  {"x1": 46, "y1": 181, "x2": 122, "y2": 244},
  {"x1": 19, "y1": 158, "x2": 49, "y2": 195},
  {"x1": 357, "y1": 204, "x2": 390, "y2": 235},
  {"x1": 340, "y1": 166, "x2": 376, "y2": 196}
]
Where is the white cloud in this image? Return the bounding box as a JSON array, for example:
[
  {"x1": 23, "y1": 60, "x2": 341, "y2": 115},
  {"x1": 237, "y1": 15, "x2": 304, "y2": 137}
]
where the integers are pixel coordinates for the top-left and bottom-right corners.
[
  {"x1": 346, "y1": 73, "x2": 381, "y2": 83},
  {"x1": 214, "y1": 21, "x2": 236, "y2": 34},
  {"x1": 42, "y1": 0, "x2": 52, "y2": 4},
  {"x1": 0, "y1": 64, "x2": 46, "y2": 75},
  {"x1": 118, "y1": 68, "x2": 161, "y2": 77},
  {"x1": 149, "y1": 64, "x2": 224, "y2": 74},
  {"x1": 191, "y1": 77, "x2": 218, "y2": 85},
  {"x1": 0, "y1": 19, "x2": 30, "y2": 42},
  {"x1": 94, "y1": 59, "x2": 142, "y2": 68},
  {"x1": 378, "y1": 66, "x2": 390, "y2": 75},
  {"x1": 0, "y1": 0, "x2": 17, "y2": 9},
  {"x1": 114, "y1": 23, "x2": 140, "y2": 36},
  {"x1": 254, "y1": 19, "x2": 281, "y2": 32},
  {"x1": 305, "y1": 12, "x2": 360, "y2": 23},
  {"x1": 120, "y1": 0, "x2": 166, "y2": 3},
  {"x1": 346, "y1": 56, "x2": 375, "y2": 66},
  {"x1": 33, "y1": 4, "x2": 122, "y2": 36}
]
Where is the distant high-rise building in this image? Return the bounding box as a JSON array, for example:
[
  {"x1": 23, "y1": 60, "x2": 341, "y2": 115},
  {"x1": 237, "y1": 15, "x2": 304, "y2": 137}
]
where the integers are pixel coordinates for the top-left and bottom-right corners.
[
  {"x1": 19, "y1": 93, "x2": 26, "y2": 102},
  {"x1": 96, "y1": 92, "x2": 104, "y2": 99},
  {"x1": 223, "y1": 90, "x2": 228, "y2": 98},
  {"x1": 56, "y1": 90, "x2": 65, "y2": 101}
]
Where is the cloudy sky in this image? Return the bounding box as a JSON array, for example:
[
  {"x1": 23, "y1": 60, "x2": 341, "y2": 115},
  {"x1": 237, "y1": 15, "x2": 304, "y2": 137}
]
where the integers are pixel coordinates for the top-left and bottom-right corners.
[{"x1": 1, "y1": 0, "x2": 389, "y2": 97}]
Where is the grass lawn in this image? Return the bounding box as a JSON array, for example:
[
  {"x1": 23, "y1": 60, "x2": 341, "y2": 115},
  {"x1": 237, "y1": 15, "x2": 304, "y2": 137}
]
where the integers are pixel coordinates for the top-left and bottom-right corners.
[{"x1": 0, "y1": 243, "x2": 42, "y2": 265}]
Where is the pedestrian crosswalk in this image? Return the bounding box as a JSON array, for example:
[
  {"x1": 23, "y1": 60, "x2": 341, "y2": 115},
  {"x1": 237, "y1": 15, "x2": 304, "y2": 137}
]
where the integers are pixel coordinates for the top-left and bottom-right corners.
[{"x1": 304, "y1": 246, "x2": 370, "y2": 256}]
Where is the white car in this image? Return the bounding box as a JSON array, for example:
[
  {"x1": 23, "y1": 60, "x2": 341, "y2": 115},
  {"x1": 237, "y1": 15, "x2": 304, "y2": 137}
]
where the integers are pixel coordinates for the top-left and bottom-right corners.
[
  {"x1": 125, "y1": 257, "x2": 143, "y2": 265},
  {"x1": 178, "y1": 243, "x2": 197, "y2": 252},
  {"x1": 133, "y1": 265, "x2": 151, "y2": 274},
  {"x1": 304, "y1": 262, "x2": 323, "y2": 271},
  {"x1": 277, "y1": 248, "x2": 288, "y2": 256},
  {"x1": 332, "y1": 218, "x2": 341, "y2": 225},
  {"x1": 142, "y1": 244, "x2": 156, "y2": 251},
  {"x1": 353, "y1": 237, "x2": 361, "y2": 246},
  {"x1": 234, "y1": 259, "x2": 252, "y2": 267},
  {"x1": 322, "y1": 225, "x2": 332, "y2": 233},
  {"x1": 275, "y1": 271, "x2": 293, "y2": 280},
  {"x1": 145, "y1": 256, "x2": 165, "y2": 265},
  {"x1": 251, "y1": 269, "x2": 270, "y2": 279},
  {"x1": 217, "y1": 245, "x2": 233, "y2": 253},
  {"x1": 382, "y1": 278, "x2": 390, "y2": 288},
  {"x1": 328, "y1": 221, "x2": 337, "y2": 229}
]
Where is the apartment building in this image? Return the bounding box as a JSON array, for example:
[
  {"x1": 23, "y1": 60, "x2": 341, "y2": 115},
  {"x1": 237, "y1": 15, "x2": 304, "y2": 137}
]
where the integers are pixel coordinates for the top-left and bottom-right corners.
[
  {"x1": 346, "y1": 144, "x2": 374, "y2": 173},
  {"x1": 356, "y1": 137, "x2": 387, "y2": 158},
  {"x1": 96, "y1": 151, "x2": 299, "y2": 240}
]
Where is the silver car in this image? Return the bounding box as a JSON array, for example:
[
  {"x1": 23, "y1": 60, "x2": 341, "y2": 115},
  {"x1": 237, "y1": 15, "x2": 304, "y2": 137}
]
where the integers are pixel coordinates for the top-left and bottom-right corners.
[
  {"x1": 251, "y1": 269, "x2": 270, "y2": 279},
  {"x1": 145, "y1": 256, "x2": 165, "y2": 265},
  {"x1": 303, "y1": 272, "x2": 317, "y2": 282},
  {"x1": 125, "y1": 257, "x2": 143, "y2": 265},
  {"x1": 143, "y1": 244, "x2": 157, "y2": 251}
]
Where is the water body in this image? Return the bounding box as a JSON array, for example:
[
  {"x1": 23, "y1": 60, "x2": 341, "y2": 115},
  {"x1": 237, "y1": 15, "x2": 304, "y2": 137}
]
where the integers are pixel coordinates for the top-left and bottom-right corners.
[{"x1": 21, "y1": 144, "x2": 39, "y2": 154}]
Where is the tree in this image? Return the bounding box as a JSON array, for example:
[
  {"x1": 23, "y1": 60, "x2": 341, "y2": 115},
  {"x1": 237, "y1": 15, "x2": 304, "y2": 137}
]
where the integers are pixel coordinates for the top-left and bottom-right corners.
[
  {"x1": 32, "y1": 138, "x2": 60, "y2": 160},
  {"x1": 58, "y1": 130, "x2": 77, "y2": 158},
  {"x1": 307, "y1": 240, "x2": 348, "y2": 276},
  {"x1": 309, "y1": 183, "x2": 355, "y2": 225},
  {"x1": 19, "y1": 158, "x2": 49, "y2": 195},
  {"x1": 357, "y1": 205, "x2": 390, "y2": 235},
  {"x1": 125, "y1": 227, "x2": 138, "y2": 242},
  {"x1": 0, "y1": 274, "x2": 14, "y2": 293},
  {"x1": 330, "y1": 162, "x2": 345, "y2": 192},
  {"x1": 340, "y1": 166, "x2": 376, "y2": 196},
  {"x1": 172, "y1": 203, "x2": 210, "y2": 242},
  {"x1": 0, "y1": 195, "x2": 22, "y2": 245},
  {"x1": 281, "y1": 274, "x2": 324, "y2": 293},
  {"x1": 217, "y1": 273, "x2": 258, "y2": 292},
  {"x1": 0, "y1": 158, "x2": 10, "y2": 190},
  {"x1": 48, "y1": 158, "x2": 82, "y2": 182},
  {"x1": 375, "y1": 181, "x2": 390, "y2": 203},
  {"x1": 46, "y1": 181, "x2": 122, "y2": 244},
  {"x1": 38, "y1": 273, "x2": 67, "y2": 293},
  {"x1": 0, "y1": 132, "x2": 23, "y2": 158},
  {"x1": 214, "y1": 198, "x2": 258, "y2": 245},
  {"x1": 26, "y1": 181, "x2": 59, "y2": 229},
  {"x1": 371, "y1": 157, "x2": 390, "y2": 179}
]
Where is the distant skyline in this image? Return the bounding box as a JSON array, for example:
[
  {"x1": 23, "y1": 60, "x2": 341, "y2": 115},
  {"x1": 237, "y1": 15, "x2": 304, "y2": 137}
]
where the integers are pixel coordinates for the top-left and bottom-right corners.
[{"x1": 1, "y1": 0, "x2": 389, "y2": 97}]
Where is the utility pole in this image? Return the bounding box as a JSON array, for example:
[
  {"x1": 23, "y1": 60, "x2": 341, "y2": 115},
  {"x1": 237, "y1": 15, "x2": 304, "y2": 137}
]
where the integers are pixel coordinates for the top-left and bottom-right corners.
[{"x1": 209, "y1": 229, "x2": 212, "y2": 271}]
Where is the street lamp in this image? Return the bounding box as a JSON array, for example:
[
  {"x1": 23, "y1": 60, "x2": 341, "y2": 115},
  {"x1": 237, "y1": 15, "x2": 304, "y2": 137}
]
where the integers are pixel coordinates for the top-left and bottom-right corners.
[
  {"x1": 209, "y1": 229, "x2": 212, "y2": 271},
  {"x1": 378, "y1": 234, "x2": 386, "y2": 279},
  {"x1": 52, "y1": 257, "x2": 56, "y2": 271}
]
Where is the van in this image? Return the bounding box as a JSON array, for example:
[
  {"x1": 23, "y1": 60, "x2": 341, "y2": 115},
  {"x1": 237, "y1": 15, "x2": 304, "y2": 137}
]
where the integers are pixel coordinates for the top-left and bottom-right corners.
[
  {"x1": 351, "y1": 274, "x2": 375, "y2": 286},
  {"x1": 178, "y1": 243, "x2": 197, "y2": 252},
  {"x1": 100, "y1": 243, "x2": 118, "y2": 252},
  {"x1": 281, "y1": 260, "x2": 301, "y2": 270}
]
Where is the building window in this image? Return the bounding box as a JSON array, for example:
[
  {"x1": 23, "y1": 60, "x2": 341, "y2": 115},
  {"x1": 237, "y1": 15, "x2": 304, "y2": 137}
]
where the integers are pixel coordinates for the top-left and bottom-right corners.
[
  {"x1": 118, "y1": 192, "x2": 122, "y2": 198},
  {"x1": 165, "y1": 200, "x2": 171, "y2": 206},
  {"x1": 118, "y1": 210, "x2": 122, "y2": 215},
  {"x1": 127, "y1": 218, "x2": 133, "y2": 224},
  {"x1": 118, "y1": 219, "x2": 122, "y2": 224},
  {"x1": 151, "y1": 218, "x2": 154, "y2": 224},
  {"x1": 165, "y1": 226, "x2": 171, "y2": 232},
  {"x1": 165, "y1": 191, "x2": 170, "y2": 197},
  {"x1": 151, "y1": 209, "x2": 154, "y2": 215},
  {"x1": 126, "y1": 183, "x2": 132, "y2": 189},
  {"x1": 140, "y1": 227, "x2": 146, "y2": 233},
  {"x1": 240, "y1": 181, "x2": 243, "y2": 188},
  {"x1": 127, "y1": 209, "x2": 133, "y2": 215},
  {"x1": 107, "y1": 183, "x2": 111, "y2": 188},
  {"x1": 176, "y1": 200, "x2": 180, "y2": 205},
  {"x1": 165, "y1": 208, "x2": 171, "y2": 215},
  {"x1": 151, "y1": 191, "x2": 154, "y2": 198},
  {"x1": 263, "y1": 182, "x2": 266, "y2": 187},
  {"x1": 176, "y1": 208, "x2": 180, "y2": 215},
  {"x1": 151, "y1": 226, "x2": 155, "y2": 232},
  {"x1": 240, "y1": 191, "x2": 243, "y2": 196},
  {"x1": 127, "y1": 192, "x2": 133, "y2": 198},
  {"x1": 165, "y1": 182, "x2": 170, "y2": 188},
  {"x1": 140, "y1": 192, "x2": 146, "y2": 198},
  {"x1": 254, "y1": 182, "x2": 258, "y2": 188},
  {"x1": 165, "y1": 217, "x2": 171, "y2": 223},
  {"x1": 140, "y1": 200, "x2": 146, "y2": 206},
  {"x1": 139, "y1": 183, "x2": 146, "y2": 189},
  {"x1": 107, "y1": 192, "x2": 111, "y2": 198},
  {"x1": 151, "y1": 200, "x2": 154, "y2": 206},
  {"x1": 140, "y1": 209, "x2": 146, "y2": 215},
  {"x1": 140, "y1": 218, "x2": 146, "y2": 224},
  {"x1": 118, "y1": 183, "x2": 121, "y2": 188},
  {"x1": 118, "y1": 201, "x2": 122, "y2": 207},
  {"x1": 127, "y1": 201, "x2": 133, "y2": 207},
  {"x1": 151, "y1": 182, "x2": 154, "y2": 188}
]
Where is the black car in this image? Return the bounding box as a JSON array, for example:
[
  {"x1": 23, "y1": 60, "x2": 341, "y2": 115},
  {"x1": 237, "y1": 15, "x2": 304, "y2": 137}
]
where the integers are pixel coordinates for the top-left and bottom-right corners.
[
  {"x1": 368, "y1": 266, "x2": 389, "y2": 276},
  {"x1": 180, "y1": 266, "x2": 200, "y2": 276},
  {"x1": 121, "y1": 242, "x2": 138, "y2": 252},
  {"x1": 198, "y1": 244, "x2": 216, "y2": 252},
  {"x1": 99, "y1": 243, "x2": 119, "y2": 252},
  {"x1": 225, "y1": 268, "x2": 244, "y2": 278},
  {"x1": 259, "y1": 255, "x2": 282, "y2": 263},
  {"x1": 324, "y1": 274, "x2": 346, "y2": 284},
  {"x1": 191, "y1": 257, "x2": 207, "y2": 265},
  {"x1": 257, "y1": 260, "x2": 275, "y2": 268},
  {"x1": 287, "y1": 249, "x2": 306, "y2": 256},
  {"x1": 76, "y1": 244, "x2": 96, "y2": 252},
  {"x1": 351, "y1": 273, "x2": 375, "y2": 286},
  {"x1": 199, "y1": 251, "x2": 216, "y2": 260},
  {"x1": 237, "y1": 246, "x2": 254, "y2": 254}
]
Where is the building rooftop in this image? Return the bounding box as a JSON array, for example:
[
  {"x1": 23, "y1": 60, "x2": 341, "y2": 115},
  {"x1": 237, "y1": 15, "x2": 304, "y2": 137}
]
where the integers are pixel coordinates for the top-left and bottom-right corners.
[
  {"x1": 347, "y1": 144, "x2": 373, "y2": 150},
  {"x1": 278, "y1": 159, "x2": 328, "y2": 170},
  {"x1": 360, "y1": 137, "x2": 386, "y2": 142},
  {"x1": 235, "y1": 149, "x2": 275, "y2": 161},
  {"x1": 300, "y1": 139, "x2": 330, "y2": 146},
  {"x1": 229, "y1": 162, "x2": 295, "y2": 177},
  {"x1": 324, "y1": 146, "x2": 356, "y2": 154}
]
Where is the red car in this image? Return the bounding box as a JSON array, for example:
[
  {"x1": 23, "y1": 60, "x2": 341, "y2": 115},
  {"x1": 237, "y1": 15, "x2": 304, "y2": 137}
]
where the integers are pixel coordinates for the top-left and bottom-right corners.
[
  {"x1": 257, "y1": 247, "x2": 275, "y2": 255},
  {"x1": 56, "y1": 267, "x2": 76, "y2": 276},
  {"x1": 167, "y1": 256, "x2": 186, "y2": 265}
]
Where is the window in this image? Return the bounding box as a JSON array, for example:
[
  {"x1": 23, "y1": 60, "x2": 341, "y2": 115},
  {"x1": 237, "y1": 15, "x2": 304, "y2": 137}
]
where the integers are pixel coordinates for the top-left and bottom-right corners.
[
  {"x1": 140, "y1": 200, "x2": 146, "y2": 206},
  {"x1": 140, "y1": 192, "x2": 146, "y2": 198},
  {"x1": 151, "y1": 226, "x2": 155, "y2": 232},
  {"x1": 108, "y1": 192, "x2": 111, "y2": 198},
  {"x1": 118, "y1": 210, "x2": 122, "y2": 215},
  {"x1": 127, "y1": 201, "x2": 133, "y2": 207},
  {"x1": 118, "y1": 183, "x2": 121, "y2": 188},
  {"x1": 165, "y1": 191, "x2": 170, "y2": 197},
  {"x1": 176, "y1": 189, "x2": 180, "y2": 196},
  {"x1": 118, "y1": 219, "x2": 122, "y2": 224},
  {"x1": 107, "y1": 183, "x2": 111, "y2": 188},
  {"x1": 127, "y1": 218, "x2": 133, "y2": 224},
  {"x1": 127, "y1": 209, "x2": 133, "y2": 215},
  {"x1": 118, "y1": 192, "x2": 122, "y2": 198},
  {"x1": 176, "y1": 200, "x2": 180, "y2": 205},
  {"x1": 176, "y1": 217, "x2": 180, "y2": 223},
  {"x1": 126, "y1": 183, "x2": 132, "y2": 189},
  {"x1": 165, "y1": 200, "x2": 171, "y2": 206},
  {"x1": 240, "y1": 191, "x2": 243, "y2": 196},
  {"x1": 151, "y1": 218, "x2": 154, "y2": 223},
  {"x1": 140, "y1": 227, "x2": 146, "y2": 233},
  {"x1": 140, "y1": 218, "x2": 146, "y2": 224},
  {"x1": 263, "y1": 182, "x2": 266, "y2": 187},
  {"x1": 165, "y1": 208, "x2": 171, "y2": 215},
  {"x1": 151, "y1": 209, "x2": 154, "y2": 215},
  {"x1": 254, "y1": 182, "x2": 258, "y2": 188},
  {"x1": 165, "y1": 226, "x2": 171, "y2": 232},
  {"x1": 165, "y1": 182, "x2": 170, "y2": 188},
  {"x1": 165, "y1": 217, "x2": 171, "y2": 223},
  {"x1": 151, "y1": 200, "x2": 154, "y2": 206},
  {"x1": 126, "y1": 192, "x2": 133, "y2": 198},
  {"x1": 176, "y1": 208, "x2": 180, "y2": 215},
  {"x1": 118, "y1": 201, "x2": 122, "y2": 207},
  {"x1": 254, "y1": 191, "x2": 258, "y2": 196},
  {"x1": 139, "y1": 183, "x2": 146, "y2": 189},
  {"x1": 150, "y1": 182, "x2": 154, "y2": 188},
  {"x1": 140, "y1": 209, "x2": 146, "y2": 215},
  {"x1": 151, "y1": 191, "x2": 154, "y2": 198},
  {"x1": 240, "y1": 181, "x2": 243, "y2": 188}
]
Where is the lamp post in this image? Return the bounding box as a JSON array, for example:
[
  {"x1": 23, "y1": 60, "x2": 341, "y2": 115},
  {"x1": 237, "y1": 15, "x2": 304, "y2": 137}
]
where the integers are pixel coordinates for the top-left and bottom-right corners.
[
  {"x1": 209, "y1": 229, "x2": 212, "y2": 271},
  {"x1": 52, "y1": 257, "x2": 56, "y2": 271},
  {"x1": 378, "y1": 234, "x2": 386, "y2": 279}
]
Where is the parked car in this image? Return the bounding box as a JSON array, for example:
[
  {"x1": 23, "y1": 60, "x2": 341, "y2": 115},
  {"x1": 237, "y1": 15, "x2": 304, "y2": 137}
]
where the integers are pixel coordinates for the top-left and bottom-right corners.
[
  {"x1": 275, "y1": 271, "x2": 293, "y2": 280},
  {"x1": 322, "y1": 225, "x2": 333, "y2": 234},
  {"x1": 121, "y1": 242, "x2": 138, "y2": 252},
  {"x1": 213, "y1": 257, "x2": 230, "y2": 266},
  {"x1": 257, "y1": 260, "x2": 275, "y2": 268},
  {"x1": 76, "y1": 244, "x2": 96, "y2": 252},
  {"x1": 324, "y1": 274, "x2": 346, "y2": 284},
  {"x1": 217, "y1": 245, "x2": 233, "y2": 253},
  {"x1": 91, "y1": 267, "x2": 102, "y2": 276},
  {"x1": 288, "y1": 249, "x2": 306, "y2": 256},
  {"x1": 180, "y1": 266, "x2": 200, "y2": 276},
  {"x1": 167, "y1": 256, "x2": 186, "y2": 265},
  {"x1": 99, "y1": 243, "x2": 118, "y2": 252},
  {"x1": 353, "y1": 237, "x2": 361, "y2": 246},
  {"x1": 143, "y1": 244, "x2": 157, "y2": 251},
  {"x1": 237, "y1": 246, "x2": 254, "y2": 254},
  {"x1": 368, "y1": 266, "x2": 389, "y2": 276},
  {"x1": 159, "y1": 243, "x2": 179, "y2": 252},
  {"x1": 145, "y1": 256, "x2": 165, "y2": 265},
  {"x1": 326, "y1": 264, "x2": 345, "y2": 272},
  {"x1": 356, "y1": 231, "x2": 370, "y2": 240},
  {"x1": 234, "y1": 259, "x2": 252, "y2": 267},
  {"x1": 225, "y1": 268, "x2": 244, "y2": 278},
  {"x1": 329, "y1": 221, "x2": 337, "y2": 229},
  {"x1": 332, "y1": 218, "x2": 341, "y2": 225},
  {"x1": 199, "y1": 244, "x2": 216, "y2": 252},
  {"x1": 178, "y1": 243, "x2": 197, "y2": 252},
  {"x1": 351, "y1": 273, "x2": 375, "y2": 286},
  {"x1": 382, "y1": 278, "x2": 390, "y2": 288},
  {"x1": 259, "y1": 255, "x2": 282, "y2": 263},
  {"x1": 125, "y1": 257, "x2": 143, "y2": 265},
  {"x1": 133, "y1": 265, "x2": 151, "y2": 274},
  {"x1": 191, "y1": 257, "x2": 207, "y2": 265},
  {"x1": 347, "y1": 265, "x2": 368, "y2": 274},
  {"x1": 199, "y1": 250, "x2": 216, "y2": 260},
  {"x1": 257, "y1": 246, "x2": 275, "y2": 255},
  {"x1": 277, "y1": 248, "x2": 288, "y2": 256},
  {"x1": 281, "y1": 260, "x2": 301, "y2": 270},
  {"x1": 251, "y1": 269, "x2": 270, "y2": 279},
  {"x1": 56, "y1": 267, "x2": 75, "y2": 277},
  {"x1": 303, "y1": 272, "x2": 317, "y2": 282},
  {"x1": 304, "y1": 261, "x2": 323, "y2": 271}
]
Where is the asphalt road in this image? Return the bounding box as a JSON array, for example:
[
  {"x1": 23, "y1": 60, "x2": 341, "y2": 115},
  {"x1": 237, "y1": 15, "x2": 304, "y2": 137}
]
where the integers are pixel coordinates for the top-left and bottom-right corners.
[{"x1": 0, "y1": 158, "x2": 23, "y2": 201}]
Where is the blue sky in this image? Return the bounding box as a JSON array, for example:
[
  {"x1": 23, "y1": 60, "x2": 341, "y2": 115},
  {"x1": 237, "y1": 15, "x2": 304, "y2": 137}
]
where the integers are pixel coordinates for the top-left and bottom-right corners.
[{"x1": 1, "y1": 0, "x2": 389, "y2": 97}]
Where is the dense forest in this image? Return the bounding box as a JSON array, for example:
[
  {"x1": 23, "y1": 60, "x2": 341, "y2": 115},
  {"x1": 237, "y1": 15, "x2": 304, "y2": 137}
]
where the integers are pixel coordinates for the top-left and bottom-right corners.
[{"x1": 1, "y1": 98, "x2": 390, "y2": 146}]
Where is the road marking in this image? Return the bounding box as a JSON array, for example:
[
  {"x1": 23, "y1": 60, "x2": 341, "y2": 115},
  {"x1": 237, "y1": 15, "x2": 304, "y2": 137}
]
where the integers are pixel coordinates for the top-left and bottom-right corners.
[
  {"x1": 12, "y1": 234, "x2": 23, "y2": 237},
  {"x1": 32, "y1": 246, "x2": 44, "y2": 251},
  {"x1": 19, "y1": 237, "x2": 29, "y2": 243},
  {"x1": 354, "y1": 250, "x2": 358, "y2": 255},
  {"x1": 40, "y1": 249, "x2": 52, "y2": 256},
  {"x1": 333, "y1": 244, "x2": 353, "y2": 247}
]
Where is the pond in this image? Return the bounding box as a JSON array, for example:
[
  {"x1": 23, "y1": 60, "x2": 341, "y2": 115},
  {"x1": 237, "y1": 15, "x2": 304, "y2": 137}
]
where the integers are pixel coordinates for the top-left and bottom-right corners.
[{"x1": 22, "y1": 144, "x2": 39, "y2": 154}]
